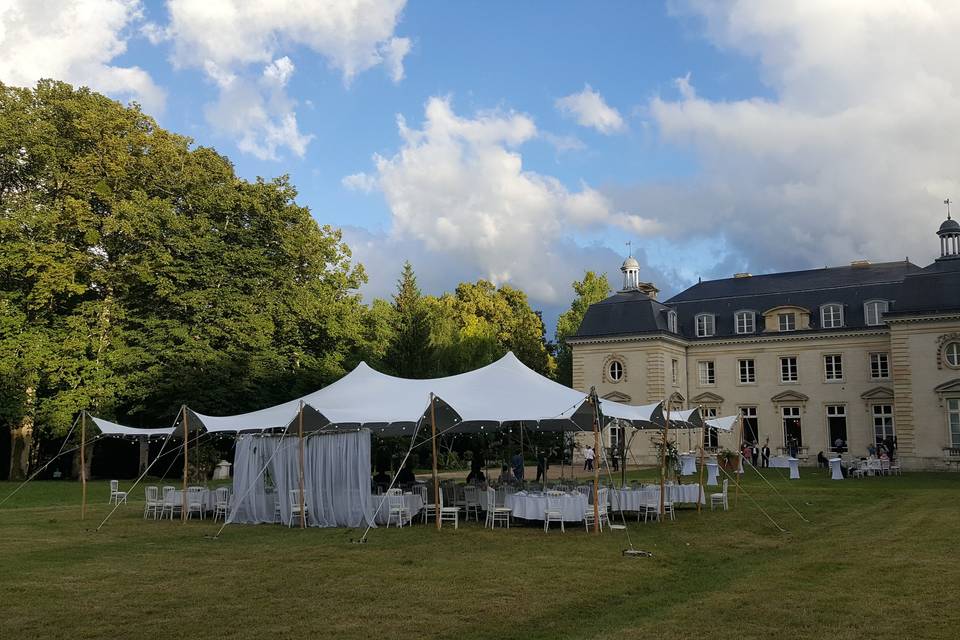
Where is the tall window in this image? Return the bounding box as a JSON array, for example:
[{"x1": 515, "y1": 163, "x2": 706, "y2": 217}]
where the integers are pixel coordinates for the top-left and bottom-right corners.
[
  {"x1": 945, "y1": 342, "x2": 960, "y2": 368},
  {"x1": 870, "y1": 352, "x2": 890, "y2": 380},
  {"x1": 741, "y1": 406, "x2": 758, "y2": 443},
  {"x1": 608, "y1": 360, "x2": 624, "y2": 382},
  {"x1": 671, "y1": 358, "x2": 679, "y2": 385},
  {"x1": 826, "y1": 405, "x2": 847, "y2": 452},
  {"x1": 609, "y1": 424, "x2": 624, "y2": 450},
  {"x1": 738, "y1": 359, "x2": 756, "y2": 384},
  {"x1": 864, "y1": 300, "x2": 889, "y2": 326},
  {"x1": 780, "y1": 356, "x2": 799, "y2": 382},
  {"x1": 698, "y1": 360, "x2": 715, "y2": 386},
  {"x1": 702, "y1": 407, "x2": 719, "y2": 448},
  {"x1": 782, "y1": 406, "x2": 802, "y2": 447},
  {"x1": 824, "y1": 354, "x2": 844, "y2": 381},
  {"x1": 667, "y1": 310, "x2": 678, "y2": 333},
  {"x1": 821, "y1": 304, "x2": 843, "y2": 328},
  {"x1": 735, "y1": 311, "x2": 755, "y2": 334},
  {"x1": 872, "y1": 404, "x2": 895, "y2": 445},
  {"x1": 695, "y1": 313, "x2": 715, "y2": 337},
  {"x1": 949, "y1": 399, "x2": 960, "y2": 448},
  {"x1": 778, "y1": 312, "x2": 796, "y2": 332}
]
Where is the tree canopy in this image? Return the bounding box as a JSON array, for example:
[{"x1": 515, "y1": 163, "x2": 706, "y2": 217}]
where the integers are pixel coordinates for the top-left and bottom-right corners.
[{"x1": 554, "y1": 271, "x2": 611, "y2": 386}]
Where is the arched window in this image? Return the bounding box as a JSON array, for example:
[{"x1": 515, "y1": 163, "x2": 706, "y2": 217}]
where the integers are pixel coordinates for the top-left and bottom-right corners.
[
  {"x1": 667, "y1": 310, "x2": 678, "y2": 333},
  {"x1": 945, "y1": 341, "x2": 960, "y2": 368},
  {"x1": 734, "y1": 310, "x2": 755, "y2": 334},
  {"x1": 864, "y1": 300, "x2": 889, "y2": 326},
  {"x1": 695, "y1": 313, "x2": 715, "y2": 338},
  {"x1": 821, "y1": 303, "x2": 844, "y2": 329},
  {"x1": 608, "y1": 359, "x2": 624, "y2": 382}
]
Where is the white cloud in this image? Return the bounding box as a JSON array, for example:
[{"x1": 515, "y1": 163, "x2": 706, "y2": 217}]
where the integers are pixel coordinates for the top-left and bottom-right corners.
[
  {"x1": 637, "y1": 0, "x2": 960, "y2": 271},
  {"x1": 556, "y1": 84, "x2": 626, "y2": 135},
  {"x1": 0, "y1": 0, "x2": 165, "y2": 112},
  {"x1": 161, "y1": 0, "x2": 411, "y2": 159},
  {"x1": 350, "y1": 97, "x2": 658, "y2": 303},
  {"x1": 342, "y1": 172, "x2": 377, "y2": 192}
]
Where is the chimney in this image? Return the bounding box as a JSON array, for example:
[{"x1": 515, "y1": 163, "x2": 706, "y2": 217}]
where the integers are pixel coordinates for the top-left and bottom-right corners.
[{"x1": 734, "y1": 272, "x2": 752, "y2": 279}]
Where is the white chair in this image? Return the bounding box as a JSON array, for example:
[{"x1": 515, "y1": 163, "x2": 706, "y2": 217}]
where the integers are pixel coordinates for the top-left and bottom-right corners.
[
  {"x1": 439, "y1": 490, "x2": 459, "y2": 530},
  {"x1": 850, "y1": 460, "x2": 866, "y2": 479},
  {"x1": 160, "y1": 486, "x2": 181, "y2": 520},
  {"x1": 143, "y1": 486, "x2": 162, "y2": 520},
  {"x1": 485, "y1": 488, "x2": 511, "y2": 529},
  {"x1": 583, "y1": 488, "x2": 609, "y2": 532},
  {"x1": 889, "y1": 460, "x2": 902, "y2": 476},
  {"x1": 415, "y1": 484, "x2": 435, "y2": 523},
  {"x1": 576, "y1": 485, "x2": 591, "y2": 498},
  {"x1": 386, "y1": 488, "x2": 411, "y2": 528},
  {"x1": 638, "y1": 503, "x2": 659, "y2": 523},
  {"x1": 710, "y1": 479, "x2": 729, "y2": 511},
  {"x1": 186, "y1": 486, "x2": 205, "y2": 520},
  {"x1": 213, "y1": 487, "x2": 230, "y2": 522},
  {"x1": 109, "y1": 480, "x2": 128, "y2": 505},
  {"x1": 289, "y1": 488, "x2": 309, "y2": 527},
  {"x1": 544, "y1": 494, "x2": 565, "y2": 533},
  {"x1": 463, "y1": 485, "x2": 482, "y2": 521},
  {"x1": 662, "y1": 501, "x2": 676, "y2": 521},
  {"x1": 880, "y1": 460, "x2": 891, "y2": 476}
]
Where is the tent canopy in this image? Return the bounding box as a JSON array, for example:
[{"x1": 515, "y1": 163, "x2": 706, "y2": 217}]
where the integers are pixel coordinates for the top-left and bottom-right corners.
[
  {"x1": 89, "y1": 416, "x2": 175, "y2": 438},
  {"x1": 189, "y1": 352, "x2": 662, "y2": 435},
  {"x1": 705, "y1": 415, "x2": 738, "y2": 432}
]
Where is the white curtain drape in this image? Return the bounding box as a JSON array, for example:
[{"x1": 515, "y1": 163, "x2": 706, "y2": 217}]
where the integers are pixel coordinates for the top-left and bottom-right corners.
[{"x1": 229, "y1": 430, "x2": 374, "y2": 528}]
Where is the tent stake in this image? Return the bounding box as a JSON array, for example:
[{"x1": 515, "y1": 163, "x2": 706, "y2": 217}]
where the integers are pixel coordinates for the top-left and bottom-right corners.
[
  {"x1": 182, "y1": 406, "x2": 188, "y2": 522},
  {"x1": 80, "y1": 410, "x2": 87, "y2": 520},
  {"x1": 430, "y1": 393, "x2": 440, "y2": 530},
  {"x1": 298, "y1": 401, "x2": 306, "y2": 529}
]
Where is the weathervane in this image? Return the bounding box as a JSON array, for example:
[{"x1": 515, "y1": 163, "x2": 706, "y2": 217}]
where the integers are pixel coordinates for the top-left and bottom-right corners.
[
  {"x1": 626, "y1": 240, "x2": 633, "y2": 257},
  {"x1": 945, "y1": 197, "x2": 952, "y2": 220}
]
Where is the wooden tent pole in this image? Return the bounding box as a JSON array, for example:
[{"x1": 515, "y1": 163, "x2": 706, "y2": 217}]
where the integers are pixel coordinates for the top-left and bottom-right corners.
[
  {"x1": 591, "y1": 389, "x2": 600, "y2": 534},
  {"x1": 181, "y1": 406, "x2": 188, "y2": 522},
  {"x1": 659, "y1": 396, "x2": 669, "y2": 521},
  {"x1": 430, "y1": 393, "x2": 440, "y2": 530},
  {"x1": 80, "y1": 411, "x2": 87, "y2": 520},
  {"x1": 697, "y1": 406, "x2": 706, "y2": 514},
  {"x1": 735, "y1": 413, "x2": 745, "y2": 508},
  {"x1": 298, "y1": 401, "x2": 306, "y2": 529}
]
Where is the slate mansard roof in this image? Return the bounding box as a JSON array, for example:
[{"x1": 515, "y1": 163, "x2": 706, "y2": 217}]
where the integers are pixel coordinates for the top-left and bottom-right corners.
[{"x1": 571, "y1": 259, "x2": 959, "y2": 342}]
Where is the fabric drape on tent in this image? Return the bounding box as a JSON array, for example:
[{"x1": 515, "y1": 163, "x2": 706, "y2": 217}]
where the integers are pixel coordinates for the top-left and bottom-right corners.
[{"x1": 230, "y1": 430, "x2": 374, "y2": 528}]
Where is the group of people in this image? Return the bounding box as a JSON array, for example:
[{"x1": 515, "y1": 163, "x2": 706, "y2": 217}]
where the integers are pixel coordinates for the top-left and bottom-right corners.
[{"x1": 740, "y1": 440, "x2": 772, "y2": 468}]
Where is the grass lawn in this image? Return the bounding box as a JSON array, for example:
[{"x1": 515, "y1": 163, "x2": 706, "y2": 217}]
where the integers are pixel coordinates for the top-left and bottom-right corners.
[{"x1": 1, "y1": 470, "x2": 958, "y2": 639}]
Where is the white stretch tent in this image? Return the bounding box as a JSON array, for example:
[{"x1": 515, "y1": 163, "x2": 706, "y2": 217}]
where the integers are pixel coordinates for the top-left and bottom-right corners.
[
  {"x1": 89, "y1": 417, "x2": 175, "y2": 438},
  {"x1": 705, "y1": 415, "x2": 738, "y2": 432},
  {"x1": 189, "y1": 352, "x2": 663, "y2": 435}
]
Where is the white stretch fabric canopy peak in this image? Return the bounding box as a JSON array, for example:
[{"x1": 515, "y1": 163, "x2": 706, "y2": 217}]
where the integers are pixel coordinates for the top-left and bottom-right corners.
[
  {"x1": 190, "y1": 352, "x2": 661, "y2": 435},
  {"x1": 89, "y1": 417, "x2": 174, "y2": 438},
  {"x1": 705, "y1": 415, "x2": 738, "y2": 432}
]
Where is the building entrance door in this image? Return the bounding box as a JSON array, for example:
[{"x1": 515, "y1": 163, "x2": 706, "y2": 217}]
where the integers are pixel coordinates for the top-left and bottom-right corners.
[{"x1": 782, "y1": 406, "x2": 802, "y2": 449}]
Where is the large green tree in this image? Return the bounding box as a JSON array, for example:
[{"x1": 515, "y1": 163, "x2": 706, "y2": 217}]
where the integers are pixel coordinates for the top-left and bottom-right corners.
[
  {"x1": 384, "y1": 262, "x2": 434, "y2": 378},
  {"x1": 554, "y1": 272, "x2": 611, "y2": 387},
  {"x1": 0, "y1": 81, "x2": 368, "y2": 478}
]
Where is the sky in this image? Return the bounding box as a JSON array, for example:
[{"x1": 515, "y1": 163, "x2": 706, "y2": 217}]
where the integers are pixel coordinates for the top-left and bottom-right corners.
[{"x1": 2, "y1": 0, "x2": 958, "y2": 332}]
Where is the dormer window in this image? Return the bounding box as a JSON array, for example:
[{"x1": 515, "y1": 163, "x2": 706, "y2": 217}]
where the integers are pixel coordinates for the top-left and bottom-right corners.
[
  {"x1": 667, "y1": 310, "x2": 678, "y2": 333},
  {"x1": 864, "y1": 300, "x2": 889, "y2": 326},
  {"x1": 821, "y1": 303, "x2": 844, "y2": 329},
  {"x1": 695, "y1": 313, "x2": 715, "y2": 337},
  {"x1": 735, "y1": 311, "x2": 755, "y2": 334},
  {"x1": 778, "y1": 312, "x2": 796, "y2": 332}
]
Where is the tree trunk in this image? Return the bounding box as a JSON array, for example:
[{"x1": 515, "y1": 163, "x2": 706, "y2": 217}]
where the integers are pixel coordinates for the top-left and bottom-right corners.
[
  {"x1": 8, "y1": 386, "x2": 35, "y2": 481},
  {"x1": 139, "y1": 436, "x2": 148, "y2": 474}
]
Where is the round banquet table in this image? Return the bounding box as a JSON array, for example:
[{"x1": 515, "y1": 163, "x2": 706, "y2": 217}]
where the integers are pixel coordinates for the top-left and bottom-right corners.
[
  {"x1": 609, "y1": 484, "x2": 705, "y2": 510},
  {"x1": 164, "y1": 489, "x2": 214, "y2": 511},
  {"x1": 770, "y1": 456, "x2": 791, "y2": 469},
  {"x1": 505, "y1": 491, "x2": 587, "y2": 522},
  {"x1": 371, "y1": 493, "x2": 424, "y2": 525},
  {"x1": 679, "y1": 453, "x2": 697, "y2": 476}
]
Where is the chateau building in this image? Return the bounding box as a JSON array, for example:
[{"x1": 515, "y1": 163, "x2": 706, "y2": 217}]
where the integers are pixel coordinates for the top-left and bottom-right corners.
[{"x1": 568, "y1": 213, "x2": 960, "y2": 470}]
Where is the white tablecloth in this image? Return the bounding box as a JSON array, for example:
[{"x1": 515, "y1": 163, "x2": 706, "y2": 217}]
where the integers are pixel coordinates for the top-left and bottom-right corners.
[
  {"x1": 609, "y1": 485, "x2": 705, "y2": 510},
  {"x1": 770, "y1": 456, "x2": 791, "y2": 469},
  {"x1": 679, "y1": 453, "x2": 697, "y2": 476},
  {"x1": 505, "y1": 492, "x2": 587, "y2": 522},
  {"x1": 828, "y1": 458, "x2": 843, "y2": 481},
  {"x1": 788, "y1": 458, "x2": 800, "y2": 479},
  {"x1": 706, "y1": 462, "x2": 719, "y2": 486},
  {"x1": 163, "y1": 489, "x2": 214, "y2": 511},
  {"x1": 371, "y1": 493, "x2": 424, "y2": 525}
]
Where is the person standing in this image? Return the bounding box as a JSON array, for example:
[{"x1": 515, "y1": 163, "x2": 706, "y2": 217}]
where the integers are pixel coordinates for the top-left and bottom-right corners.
[
  {"x1": 751, "y1": 442, "x2": 760, "y2": 467},
  {"x1": 511, "y1": 451, "x2": 524, "y2": 483},
  {"x1": 583, "y1": 446, "x2": 595, "y2": 471},
  {"x1": 535, "y1": 450, "x2": 549, "y2": 483},
  {"x1": 761, "y1": 439, "x2": 771, "y2": 468}
]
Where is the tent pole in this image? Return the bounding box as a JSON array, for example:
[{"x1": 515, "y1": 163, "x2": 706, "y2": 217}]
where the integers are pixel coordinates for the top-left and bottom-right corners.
[
  {"x1": 80, "y1": 410, "x2": 87, "y2": 520},
  {"x1": 697, "y1": 406, "x2": 706, "y2": 514},
  {"x1": 590, "y1": 388, "x2": 600, "y2": 534},
  {"x1": 430, "y1": 393, "x2": 440, "y2": 530},
  {"x1": 181, "y1": 405, "x2": 188, "y2": 522},
  {"x1": 735, "y1": 413, "x2": 745, "y2": 508},
  {"x1": 659, "y1": 396, "x2": 669, "y2": 521},
  {"x1": 298, "y1": 401, "x2": 306, "y2": 529}
]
